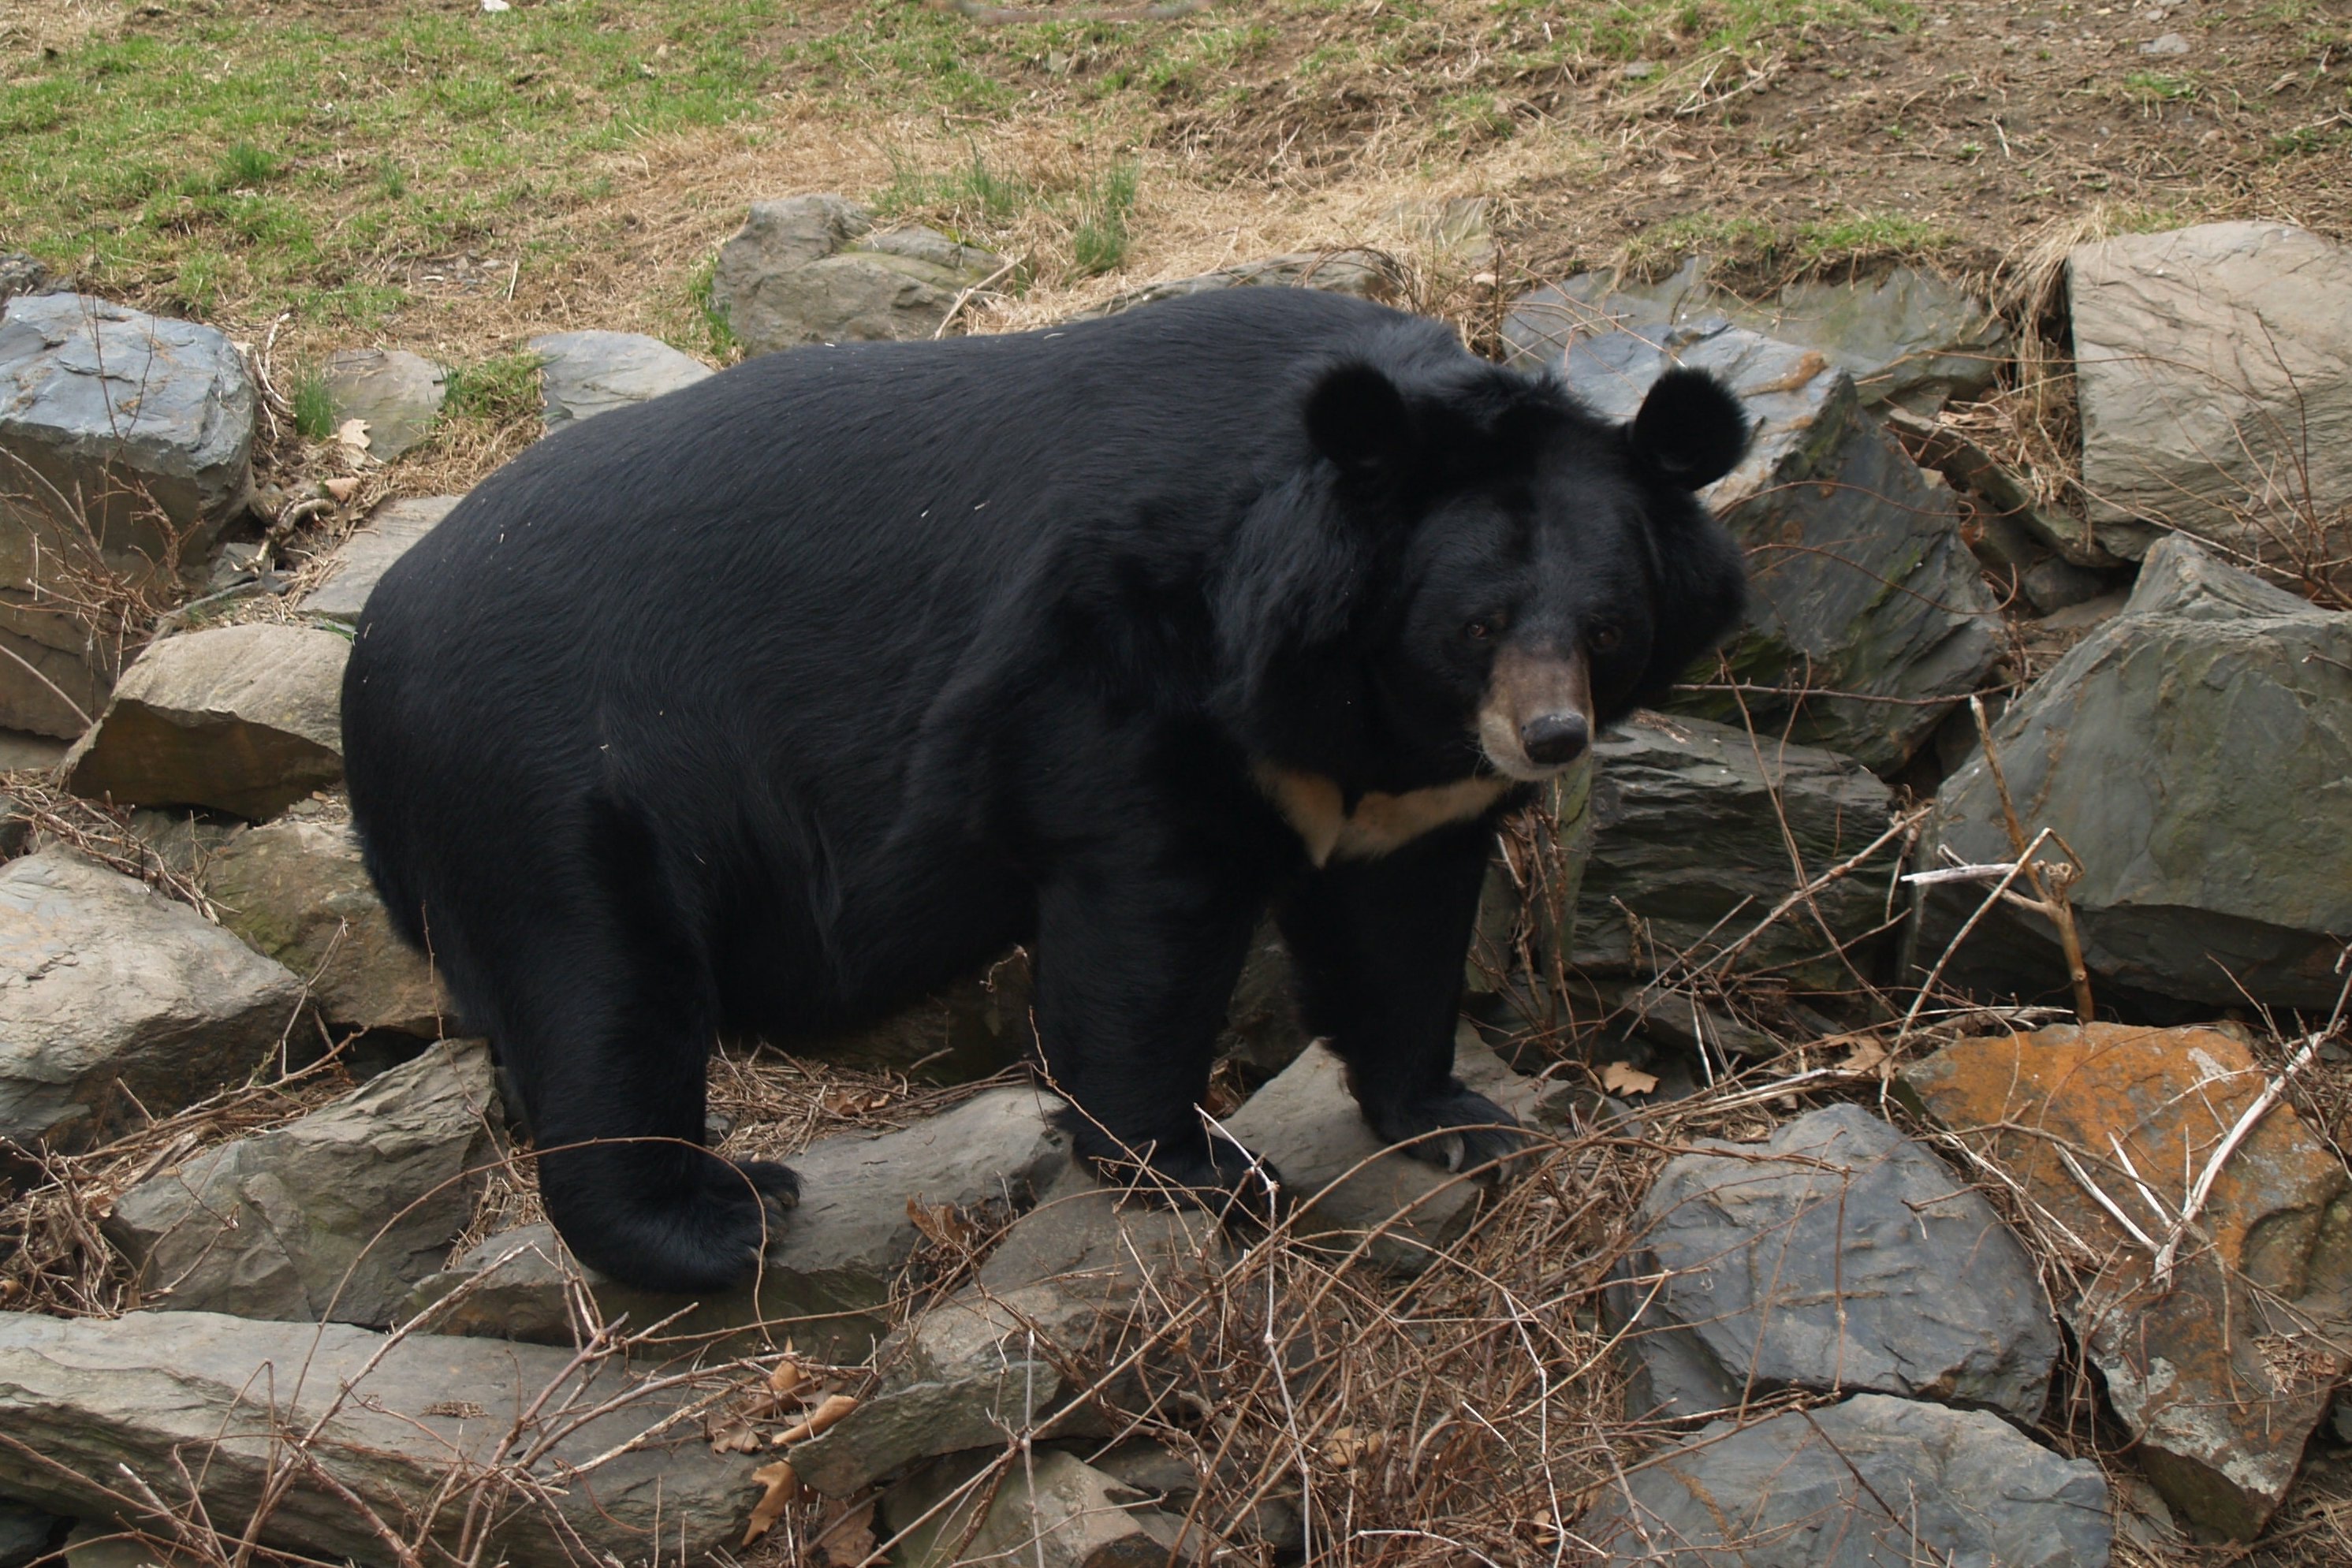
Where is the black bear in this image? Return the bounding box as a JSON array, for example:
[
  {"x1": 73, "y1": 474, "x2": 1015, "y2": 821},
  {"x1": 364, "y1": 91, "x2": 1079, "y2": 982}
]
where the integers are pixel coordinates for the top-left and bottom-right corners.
[{"x1": 343, "y1": 288, "x2": 1749, "y2": 1291}]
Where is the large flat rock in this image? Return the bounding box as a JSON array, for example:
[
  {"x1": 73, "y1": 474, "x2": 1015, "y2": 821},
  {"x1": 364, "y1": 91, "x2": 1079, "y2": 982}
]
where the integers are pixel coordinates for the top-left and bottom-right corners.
[
  {"x1": 1506, "y1": 257, "x2": 2006, "y2": 412},
  {"x1": 1223, "y1": 1035, "x2": 1538, "y2": 1273},
  {"x1": 319, "y1": 348, "x2": 444, "y2": 459},
  {"x1": 406, "y1": 1083, "x2": 1072, "y2": 1361},
  {"x1": 0, "y1": 1310, "x2": 752, "y2": 1567},
  {"x1": 1901, "y1": 1022, "x2": 2352, "y2": 1540},
  {"x1": 530, "y1": 331, "x2": 711, "y2": 434},
  {"x1": 104, "y1": 1042, "x2": 498, "y2": 1325},
  {"x1": 0, "y1": 849, "x2": 302, "y2": 1149},
  {"x1": 1579, "y1": 1393, "x2": 2112, "y2": 1566},
  {"x1": 1576, "y1": 712, "x2": 1899, "y2": 983},
  {"x1": 202, "y1": 814, "x2": 445, "y2": 1036},
  {"x1": 1611, "y1": 1103, "x2": 2058, "y2": 1420},
  {"x1": 709, "y1": 196, "x2": 1006, "y2": 354},
  {"x1": 298, "y1": 495, "x2": 459, "y2": 620},
  {"x1": 63, "y1": 624, "x2": 347, "y2": 819},
  {"x1": 1556, "y1": 320, "x2": 2003, "y2": 770},
  {"x1": 1, "y1": 295, "x2": 255, "y2": 736},
  {"x1": 2070, "y1": 221, "x2": 2352, "y2": 563},
  {"x1": 1921, "y1": 534, "x2": 2352, "y2": 1010}
]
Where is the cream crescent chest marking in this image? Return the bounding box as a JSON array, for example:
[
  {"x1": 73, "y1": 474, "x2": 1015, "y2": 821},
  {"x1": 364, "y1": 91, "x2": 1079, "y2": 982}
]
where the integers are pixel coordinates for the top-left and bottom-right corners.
[{"x1": 1253, "y1": 764, "x2": 1515, "y2": 869}]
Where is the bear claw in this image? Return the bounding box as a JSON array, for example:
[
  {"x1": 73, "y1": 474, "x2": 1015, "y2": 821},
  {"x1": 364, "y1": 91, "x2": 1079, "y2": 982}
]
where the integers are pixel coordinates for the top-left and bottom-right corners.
[{"x1": 1367, "y1": 1086, "x2": 1527, "y2": 1176}]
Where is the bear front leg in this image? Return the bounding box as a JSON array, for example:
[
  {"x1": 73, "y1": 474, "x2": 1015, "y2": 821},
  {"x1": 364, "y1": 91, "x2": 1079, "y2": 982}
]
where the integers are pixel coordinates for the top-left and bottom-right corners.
[
  {"x1": 1032, "y1": 870, "x2": 1278, "y2": 1217},
  {"x1": 1277, "y1": 821, "x2": 1525, "y2": 1174}
]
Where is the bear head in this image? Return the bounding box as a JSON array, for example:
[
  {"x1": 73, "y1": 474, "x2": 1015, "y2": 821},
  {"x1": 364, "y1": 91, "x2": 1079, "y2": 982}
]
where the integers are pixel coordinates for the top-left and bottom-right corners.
[{"x1": 1222, "y1": 348, "x2": 1751, "y2": 795}]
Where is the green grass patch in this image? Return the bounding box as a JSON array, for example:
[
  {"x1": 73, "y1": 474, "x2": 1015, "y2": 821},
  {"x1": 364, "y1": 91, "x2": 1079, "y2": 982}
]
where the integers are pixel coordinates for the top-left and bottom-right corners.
[
  {"x1": 2119, "y1": 70, "x2": 2200, "y2": 102},
  {"x1": 1, "y1": 0, "x2": 786, "y2": 325},
  {"x1": 291, "y1": 371, "x2": 337, "y2": 441},
  {"x1": 1070, "y1": 162, "x2": 1139, "y2": 278},
  {"x1": 442, "y1": 352, "x2": 544, "y2": 428}
]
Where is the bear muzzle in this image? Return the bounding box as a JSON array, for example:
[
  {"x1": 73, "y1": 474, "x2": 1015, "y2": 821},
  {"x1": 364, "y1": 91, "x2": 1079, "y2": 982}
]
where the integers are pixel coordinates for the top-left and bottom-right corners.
[{"x1": 1476, "y1": 644, "x2": 1593, "y2": 782}]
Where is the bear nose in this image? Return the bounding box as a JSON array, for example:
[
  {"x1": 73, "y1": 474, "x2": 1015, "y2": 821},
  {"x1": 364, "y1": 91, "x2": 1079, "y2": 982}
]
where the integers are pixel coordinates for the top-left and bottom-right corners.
[{"x1": 1520, "y1": 712, "x2": 1590, "y2": 768}]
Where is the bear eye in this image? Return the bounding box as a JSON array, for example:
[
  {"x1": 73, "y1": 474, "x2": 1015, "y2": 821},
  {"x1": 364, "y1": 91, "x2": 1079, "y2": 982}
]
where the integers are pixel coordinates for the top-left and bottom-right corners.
[
  {"x1": 1464, "y1": 614, "x2": 1505, "y2": 642},
  {"x1": 1590, "y1": 623, "x2": 1624, "y2": 654}
]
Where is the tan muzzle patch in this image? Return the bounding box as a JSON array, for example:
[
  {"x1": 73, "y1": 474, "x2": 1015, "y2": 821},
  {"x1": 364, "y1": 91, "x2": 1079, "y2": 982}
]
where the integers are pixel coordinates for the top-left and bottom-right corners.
[{"x1": 1475, "y1": 644, "x2": 1593, "y2": 781}]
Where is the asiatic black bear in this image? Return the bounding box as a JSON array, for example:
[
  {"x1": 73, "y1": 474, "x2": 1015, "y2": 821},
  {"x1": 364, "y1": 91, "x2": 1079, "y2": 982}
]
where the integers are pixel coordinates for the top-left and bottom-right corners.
[{"x1": 342, "y1": 288, "x2": 1749, "y2": 1291}]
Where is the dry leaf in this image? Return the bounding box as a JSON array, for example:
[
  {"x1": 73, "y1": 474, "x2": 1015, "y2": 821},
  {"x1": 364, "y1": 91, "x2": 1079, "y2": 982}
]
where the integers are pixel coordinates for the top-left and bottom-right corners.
[
  {"x1": 807, "y1": 1498, "x2": 877, "y2": 1568},
  {"x1": 334, "y1": 417, "x2": 371, "y2": 450},
  {"x1": 321, "y1": 475, "x2": 360, "y2": 502},
  {"x1": 772, "y1": 1392, "x2": 858, "y2": 1447},
  {"x1": 707, "y1": 1421, "x2": 760, "y2": 1454},
  {"x1": 906, "y1": 1195, "x2": 977, "y2": 1250},
  {"x1": 742, "y1": 1460, "x2": 800, "y2": 1548},
  {"x1": 1601, "y1": 1060, "x2": 1660, "y2": 1096},
  {"x1": 822, "y1": 1086, "x2": 889, "y2": 1116},
  {"x1": 767, "y1": 1357, "x2": 807, "y2": 1401},
  {"x1": 1324, "y1": 1425, "x2": 1385, "y2": 1468},
  {"x1": 1829, "y1": 1034, "x2": 1890, "y2": 1075}
]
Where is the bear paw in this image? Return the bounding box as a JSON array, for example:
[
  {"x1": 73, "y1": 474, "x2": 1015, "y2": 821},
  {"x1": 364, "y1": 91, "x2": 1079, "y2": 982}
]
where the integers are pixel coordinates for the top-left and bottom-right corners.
[{"x1": 1365, "y1": 1086, "x2": 1526, "y2": 1175}]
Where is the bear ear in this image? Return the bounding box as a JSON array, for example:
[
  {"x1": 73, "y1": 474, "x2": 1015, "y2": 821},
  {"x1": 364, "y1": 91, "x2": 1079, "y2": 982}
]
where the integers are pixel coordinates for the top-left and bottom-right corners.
[
  {"x1": 1627, "y1": 367, "x2": 1750, "y2": 490},
  {"x1": 1304, "y1": 362, "x2": 1417, "y2": 484}
]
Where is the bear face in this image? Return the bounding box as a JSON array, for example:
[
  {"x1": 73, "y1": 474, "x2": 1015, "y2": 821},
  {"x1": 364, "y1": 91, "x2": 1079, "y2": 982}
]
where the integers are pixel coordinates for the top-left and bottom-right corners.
[{"x1": 1232, "y1": 356, "x2": 1749, "y2": 806}]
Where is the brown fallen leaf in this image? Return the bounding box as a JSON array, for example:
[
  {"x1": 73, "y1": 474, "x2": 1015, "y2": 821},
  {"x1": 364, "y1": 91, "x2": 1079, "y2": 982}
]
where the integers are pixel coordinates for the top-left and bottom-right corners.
[
  {"x1": 771, "y1": 1391, "x2": 858, "y2": 1447},
  {"x1": 1324, "y1": 1425, "x2": 1385, "y2": 1468},
  {"x1": 768, "y1": 1355, "x2": 807, "y2": 1401},
  {"x1": 1827, "y1": 1033, "x2": 1891, "y2": 1075},
  {"x1": 807, "y1": 1497, "x2": 877, "y2": 1568},
  {"x1": 1601, "y1": 1060, "x2": 1660, "y2": 1096},
  {"x1": 334, "y1": 416, "x2": 371, "y2": 450},
  {"x1": 321, "y1": 475, "x2": 360, "y2": 502},
  {"x1": 906, "y1": 1195, "x2": 978, "y2": 1250},
  {"x1": 707, "y1": 1421, "x2": 761, "y2": 1454},
  {"x1": 742, "y1": 1460, "x2": 801, "y2": 1548}
]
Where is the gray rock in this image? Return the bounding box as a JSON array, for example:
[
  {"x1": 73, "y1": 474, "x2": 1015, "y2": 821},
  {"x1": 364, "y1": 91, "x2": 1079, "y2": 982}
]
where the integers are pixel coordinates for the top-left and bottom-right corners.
[
  {"x1": 1611, "y1": 1104, "x2": 2059, "y2": 1420},
  {"x1": 202, "y1": 814, "x2": 445, "y2": 1036},
  {"x1": 104, "y1": 1042, "x2": 498, "y2": 1324},
  {"x1": 1921, "y1": 535, "x2": 2352, "y2": 1009},
  {"x1": 1507, "y1": 258, "x2": 2007, "y2": 412},
  {"x1": 2140, "y1": 31, "x2": 2191, "y2": 54},
  {"x1": 1076, "y1": 248, "x2": 1404, "y2": 321},
  {"x1": 2071, "y1": 222, "x2": 2352, "y2": 562},
  {"x1": 0, "y1": 849, "x2": 303, "y2": 1149},
  {"x1": 1579, "y1": 1393, "x2": 2112, "y2": 1567},
  {"x1": 0, "y1": 255, "x2": 56, "y2": 307},
  {"x1": 0, "y1": 728, "x2": 65, "y2": 773},
  {"x1": 0, "y1": 1501, "x2": 61, "y2": 1568},
  {"x1": 530, "y1": 331, "x2": 711, "y2": 433},
  {"x1": 1884, "y1": 404, "x2": 2117, "y2": 568},
  {"x1": 319, "y1": 348, "x2": 444, "y2": 458},
  {"x1": 1575, "y1": 713, "x2": 1901, "y2": 983},
  {"x1": 709, "y1": 196, "x2": 1006, "y2": 354},
  {"x1": 407, "y1": 1084, "x2": 1073, "y2": 1361},
  {"x1": 1222, "y1": 1034, "x2": 1537, "y2": 1272},
  {"x1": 58, "y1": 1523, "x2": 188, "y2": 1568},
  {"x1": 0, "y1": 1309, "x2": 751, "y2": 1567},
  {"x1": 882, "y1": 1448, "x2": 1197, "y2": 1568},
  {"x1": 1556, "y1": 321, "x2": 2003, "y2": 770},
  {"x1": 1, "y1": 295, "x2": 256, "y2": 737},
  {"x1": 62, "y1": 624, "x2": 347, "y2": 819},
  {"x1": 789, "y1": 1171, "x2": 1225, "y2": 1495},
  {"x1": 297, "y1": 494, "x2": 460, "y2": 620},
  {"x1": 789, "y1": 1331, "x2": 1066, "y2": 1497}
]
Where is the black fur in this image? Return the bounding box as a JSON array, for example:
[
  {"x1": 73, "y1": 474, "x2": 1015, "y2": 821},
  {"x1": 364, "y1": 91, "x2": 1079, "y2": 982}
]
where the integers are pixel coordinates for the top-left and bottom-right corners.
[{"x1": 342, "y1": 289, "x2": 1749, "y2": 1291}]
